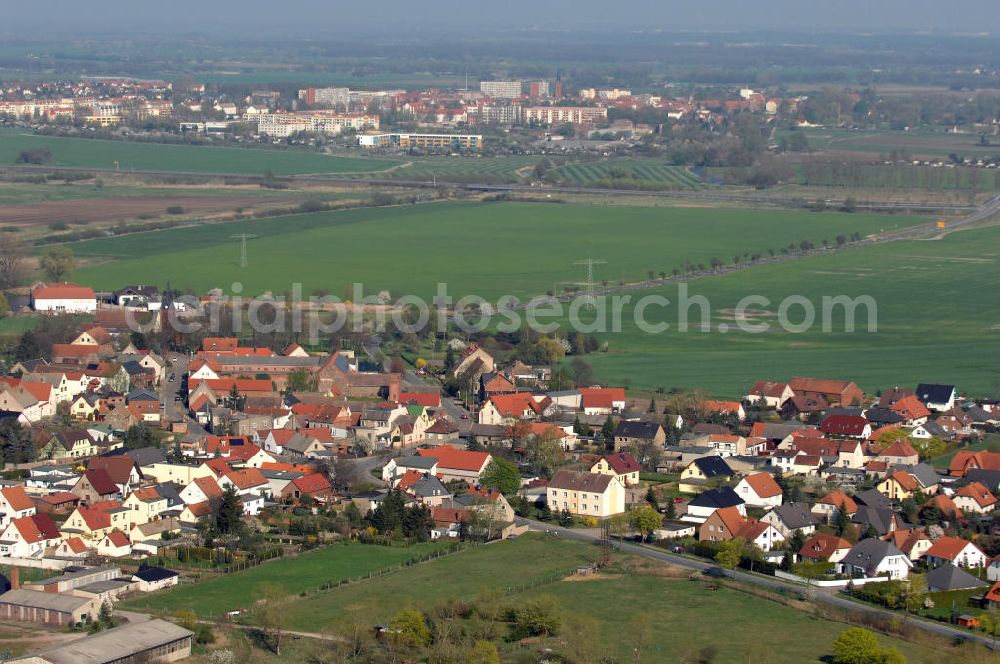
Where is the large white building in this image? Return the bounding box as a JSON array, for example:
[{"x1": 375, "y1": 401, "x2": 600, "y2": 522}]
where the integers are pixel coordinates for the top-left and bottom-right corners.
[
  {"x1": 257, "y1": 112, "x2": 379, "y2": 137},
  {"x1": 480, "y1": 81, "x2": 522, "y2": 99},
  {"x1": 30, "y1": 283, "x2": 97, "y2": 314}
]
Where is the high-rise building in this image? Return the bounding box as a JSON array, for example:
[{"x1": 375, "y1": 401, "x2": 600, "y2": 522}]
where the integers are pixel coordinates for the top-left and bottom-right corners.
[
  {"x1": 528, "y1": 81, "x2": 550, "y2": 98},
  {"x1": 479, "y1": 81, "x2": 522, "y2": 99}
]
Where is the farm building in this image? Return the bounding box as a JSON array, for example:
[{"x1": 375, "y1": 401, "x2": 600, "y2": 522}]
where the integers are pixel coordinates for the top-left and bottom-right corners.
[
  {"x1": 30, "y1": 283, "x2": 97, "y2": 314},
  {"x1": 10, "y1": 617, "x2": 193, "y2": 663},
  {"x1": 0, "y1": 588, "x2": 99, "y2": 626}
]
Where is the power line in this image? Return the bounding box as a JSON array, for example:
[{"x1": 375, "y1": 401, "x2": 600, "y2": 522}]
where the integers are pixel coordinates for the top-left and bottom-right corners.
[
  {"x1": 573, "y1": 258, "x2": 606, "y2": 307},
  {"x1": 230, "y1": 234, "x2": 258, "y2": 268}
]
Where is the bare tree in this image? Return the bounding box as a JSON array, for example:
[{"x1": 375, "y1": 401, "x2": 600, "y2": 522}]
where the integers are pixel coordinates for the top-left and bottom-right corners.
[{"x1": 0, "y1": 234, "x2": 28, "y2": 289}]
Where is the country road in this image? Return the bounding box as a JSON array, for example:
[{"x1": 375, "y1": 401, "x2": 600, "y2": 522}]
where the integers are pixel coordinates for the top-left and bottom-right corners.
[{"x1": 517, "y1": 517, "x2": 996, "y2": 649}]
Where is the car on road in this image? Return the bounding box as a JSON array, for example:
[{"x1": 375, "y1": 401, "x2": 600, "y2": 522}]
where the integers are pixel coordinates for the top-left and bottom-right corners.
[
  {"x1": 168, "y1": 374, "x2": 175, "y2": 382},
  {"x1": 174, "y1": 395, "x2": 182, "y2": 402}
]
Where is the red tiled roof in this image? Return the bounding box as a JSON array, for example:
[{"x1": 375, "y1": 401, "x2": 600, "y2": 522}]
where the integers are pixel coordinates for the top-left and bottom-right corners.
[
  {"x1": 13, "y1": 514, "x2": 59, "y2": 543},
  {"x1": 83, "y1": 468, "x2": 120, "y2": 496},
  {"x1": 88, "y1": 456, "x2": 136, "y2": 485},
  {"x1": 820, "y1": 415, "x2": 868, "y2": 436},
  {"x1": 925, "y1": 536, "x2": 980, "y2": 562},
  {"x1": 799, "y1": 532, "x2": 851, "y2": 561},
  {"x1": 879, "y1": 440, "x2": 918, "y2": 459},
  {"x1": 890, "y1": 395, "x2": 931, "y2": 421},
  {"x1": 32, "y1": 283, "x2": 96, "y2": 300},
  {"x1": 399, "y1": 392, "x2": 441, "y2": 408},
  {"x1": 225, "y1": 468, "x2": 267, "y2": 490},
  {"x1": 956, "y1": 482, "x2": 997, "y2": 509},
  {"x1": 292, "y1": 473, "x2": 331, "y2": 495},
  {"x1": 52, "y1": 343, "x2": 100, "y2": 358},
  {"x1": 743, "y1": 472, "x2": 783, "y2": 499},
  {"x1": 416, "y1": 447, "x2": 491, "y2": 473},
  {"x1": 105, "y1": 529, "x2": 130, "y2": 547},
  {"x1": 817, "y1": 490, "x2": 857, "y2": 513},
  {"x1": 703, "y1": 399, "x2": 742, "y2": 414},
  {"x1": 1, "y1": 486, "x2": 35, "y2": 512},
  {"x1": 578, "y1": 387, "x2": 625, "y2": 409},
  {"x1": 488, "y1": 392, "x2": 541, "y2": 417},
  {"x1": 192, "y1": 476, "x2": 222, "y2": 499},
  {"x1": 202, "y1": 337, "x2": 239, "y2": 352},
  {"x1": 599, "y1": 451, "x2": 641, "y2": 475},
  {"x1": 949, "y1": 451, "x2": 1000, "y2": 477}
]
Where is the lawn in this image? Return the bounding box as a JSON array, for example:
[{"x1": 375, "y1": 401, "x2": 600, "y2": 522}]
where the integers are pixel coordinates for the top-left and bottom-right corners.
[
  {"x1": 0, "y1": 131, "x2": 396, "y2": 176},
  {"x1": 120, "y1": 541, "x2": 447, "y2": 618},
  {"x1": 245, "y1": 535, "x2": 945, "y2": 663},
  {"x1": 69, "y1": 200, "x2": 922, "y2": 302},
  {"x1": 275, "y1": 534, "x2": 598, "y2": 630},
  {"x1": 784, "y1": 127, "x2": 1000, "y2": 157},
  {"x1": 530, "y1": 573, "x2": 945, "y2": 663}
]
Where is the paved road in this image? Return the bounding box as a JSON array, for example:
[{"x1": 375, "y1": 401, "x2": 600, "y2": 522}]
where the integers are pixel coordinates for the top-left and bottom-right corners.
[{"x1": 518, "y1": 518, "x2": 994, "y2": 648}]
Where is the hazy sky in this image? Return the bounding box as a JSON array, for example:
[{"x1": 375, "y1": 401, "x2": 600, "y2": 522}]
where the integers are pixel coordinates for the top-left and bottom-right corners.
[{"x1": 4, "y1": 0, "x2": 1000, "y2": 34}]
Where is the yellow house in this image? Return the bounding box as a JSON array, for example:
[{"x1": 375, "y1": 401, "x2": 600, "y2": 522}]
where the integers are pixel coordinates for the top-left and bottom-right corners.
[
  {"x1": 589, "y1": 452, "x2": 641, "y2": 487},
  {"x1": 122, "y1": 487, "x2": 168, "y2": 526},
  {"x1": 546, "y1": 469, "x2": 625, "y2": 518},
  {"x1": 61, "y1": 503, "x2": 132, "y2": 541},
  {"x1": 877, "y1": 471, "x2": 919, "y2": 501},
  {"x1": 70, "y1": 394, "x2": 101, "y2": 421},
  {"x1": 39, "y1": 431, "x2": 96, "y2": 460}
]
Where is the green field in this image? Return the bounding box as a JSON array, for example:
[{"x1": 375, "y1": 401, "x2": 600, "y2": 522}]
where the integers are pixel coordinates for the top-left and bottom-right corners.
[
  {"x1": 553, "y1": 159, "x2": 711, "y2": 189},
  {"x1": 579, "y1": 222, "x2": 1000, "y2": 396},
  {"x1": 276, "y1": 535, "x2": 595, "y2": 630},
  {"x1": 240, "y1": 535, "x2": 943, "y2": 663},
  {"x1": 120, "y1": 541, "x2": 446, "y2": 618},
  {"x1": 0, "y1": 131, "x2": 396, "y2": 176},
  {"x1": 69, "y1": 200, "x2": 921, "y2": 301},
  {"x1": 789, "y1": 127, "x2": 1000, "y2": 157}
]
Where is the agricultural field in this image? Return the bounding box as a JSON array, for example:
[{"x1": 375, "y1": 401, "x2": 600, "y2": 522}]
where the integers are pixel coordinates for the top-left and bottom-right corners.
[
  {"x1": 788, "y1": 127, "x2": 1000, "y2": 157},
  {"x1": 374, "y1": 156, "x2": 541, "y2": 184},
  {"x1": 551, "y1": 159, "x2": 712, "y2": 189},
  {"x1": 0, "y1": 130, "x2": 396, "y2": 176},
  {"x1": 120, "y1": 541, "x2": 446, "y2": 618},
  {"x1": 226, "y1": 535, "x2": 945, "y2": 664},
  {"x1": 67, "y1": 200, "x2": 922, "y2": 301},
  {"x1": 579, "y1": 221, "x2": 1000, "y2": 396}
]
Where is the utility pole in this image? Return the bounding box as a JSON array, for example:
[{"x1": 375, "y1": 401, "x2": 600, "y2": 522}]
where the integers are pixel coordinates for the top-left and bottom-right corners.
[
  {"x1": 573, "y1": 258, "x2": 606, "y2": 308},
  {"x1": 230, "y1": 234, "x2": 258, "y2": 268}
]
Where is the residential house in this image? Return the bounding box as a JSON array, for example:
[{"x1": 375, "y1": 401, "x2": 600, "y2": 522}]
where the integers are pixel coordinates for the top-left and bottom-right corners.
[
  {"x1": 949, "y1": 451, "x2": 1000, "y2": 477},
  {"x1": 820, "y1": 415, "x2": 871, "y2": 439},
  {"x1": 789, "y1": 377, "x2": 864, "y2": 407},
  {"x1": 799, "y1": 533, "x2": 852, "y2": 564},
  {"x1": 0, "y1": 514, "x2": 61, "y2": 558},
  {"x1": 578, "y1": 387, "x2": 626, "y2": 415},
  {"x1": 682, "y1": 487, "x2": 745, "y2": 523},
  {"x1": 877, "y1": 441, "x2": 920, "y2": 466},
  {"x1": 0, "y1": 486, "x2": 36, "y2": 529},
  {"x1": 546, "y1": 470, "x2": 625, "y2": 518},
  {"x1": 452, "y1": 343, "x2": 495, "y2": 378},
  {"x1": 698, "y1": 505, "x2": 746, "y2": 542},
  {"x1": 71, "y1": 469, "x2": 123, "y2": 504},
  {"x1": 884, "y1": 528, "x2": 934, "y2": 561},
  {"x1": 915, "y1": 384, "x2": 957, "y2": 412},
  {"x1": 613, "y1": 420, "x2": 665, "y2": 452},
  {"x1": 415, "y1": 448, "x2": 491, "y2": 483},
  {"x1": 954, "y1": 482, "x2": 997, "y2": 514},
  {"x1": 96, "y1": 530, "x2": 132, "y2": 557},
  {"x1": 926, "y1": 563, "x2": 988, "y2": 592},
  {"x1": 39, "y1": 430, "x2": 96, "y2": 460},
  {"x1": 840, "y1": 539, "x2": 912, "y2": 579},
  {"x1": 877, "y1": 470, "x2": 920, "y2": 501},
  {"x1": 761, "y1": 503, "x2": 816, "y2": 538},
  {"x1": 478, "y1": 393, "x2": 541, "y2": 425},
  {"x1": 133, "y1": 567, "x2": 180, "y2": 592},
  {"x1": 281, "y1": 473, "x2": 333, "y2": 503},
  {"x1": 811, "y1": 490, "x2": 858, "y2": 524},
  {"x1": 733, "y1": 472, "x2": 783, "y2": 508},
  {"x1": 702, "y1": 399, "x2": 746, "y2": 421},
  {"x1": 589, "y1": 452, "x2": 641, "y2": 487},
  {"x1": 745, "y1": 381, "x2": 793, "y2": 409},
  {"x1": 923, "y1": 536, "x2": 988, "y2": 569},
  {"x1": 398, "y1": 471, "x2": 452, "y2": 507}
]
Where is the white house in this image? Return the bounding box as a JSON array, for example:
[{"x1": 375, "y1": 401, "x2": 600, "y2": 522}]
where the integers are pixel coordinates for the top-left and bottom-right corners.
[
  {"x1": 30, "y1": 283, "x2": 97, "y2": 314},
  {"x1": 0, "y1": 514, "x2": 61, "y2": 558},
  {"x1": 840, "y1": 539, "x2": 912, "y2": 580},
  {"x1": 733, "y1": 473, "x2": 783, "y2": 508},
  {"x1": 924, "y1": 537, "x2": 989, "y2": 569}
]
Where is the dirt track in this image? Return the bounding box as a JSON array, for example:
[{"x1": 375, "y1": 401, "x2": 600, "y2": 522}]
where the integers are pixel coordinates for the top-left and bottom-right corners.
[{"x1": 0, "y1": 195, "x2": 282, "y2": 226}]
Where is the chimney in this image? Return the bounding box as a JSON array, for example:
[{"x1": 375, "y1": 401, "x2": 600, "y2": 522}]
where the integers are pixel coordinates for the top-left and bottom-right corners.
[{"x1": 10, "y1": 566, "x2": 19, "y2": 591}]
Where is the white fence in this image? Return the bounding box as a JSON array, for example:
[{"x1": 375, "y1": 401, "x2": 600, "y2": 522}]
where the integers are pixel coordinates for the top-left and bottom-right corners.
[{"x1": 775, "y1": 570, "x2": 887, "y2": 588}]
